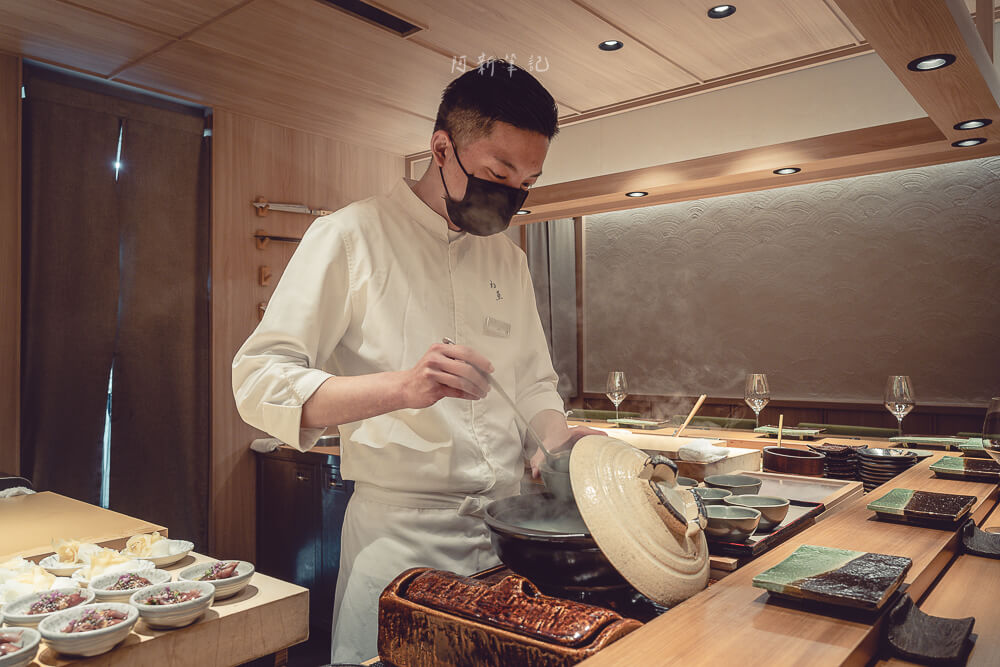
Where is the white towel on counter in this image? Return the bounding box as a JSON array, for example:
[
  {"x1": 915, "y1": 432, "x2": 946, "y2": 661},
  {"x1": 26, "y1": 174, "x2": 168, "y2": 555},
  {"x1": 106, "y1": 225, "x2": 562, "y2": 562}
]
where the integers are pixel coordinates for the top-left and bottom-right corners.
[
  {"x1": 0, "y1": 486, "x2": 35, "y2": 498},
  {"x1": 250, "y1": 437, "x2": 283, "y2": 453},
  {"x1": 677, "y1": 439, "x2": 729, "y2": 463}
]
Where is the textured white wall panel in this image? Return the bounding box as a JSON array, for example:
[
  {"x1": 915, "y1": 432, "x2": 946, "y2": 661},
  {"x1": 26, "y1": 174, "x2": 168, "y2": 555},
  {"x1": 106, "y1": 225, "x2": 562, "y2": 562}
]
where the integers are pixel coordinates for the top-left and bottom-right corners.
[{"x1": 583, "y1": 157, "x2": 1000, "y2": 405}]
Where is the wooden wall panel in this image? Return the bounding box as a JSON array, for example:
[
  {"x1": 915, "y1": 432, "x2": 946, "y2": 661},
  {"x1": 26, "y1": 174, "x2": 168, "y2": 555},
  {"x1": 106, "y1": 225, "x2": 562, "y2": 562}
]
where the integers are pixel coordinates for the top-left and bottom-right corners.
[
  {"x1": 210, "y1": 109, "x2": 403, "y2": 560},
  {"x1": 0, "y1": 54, "x2": 20, "y2": 476}
]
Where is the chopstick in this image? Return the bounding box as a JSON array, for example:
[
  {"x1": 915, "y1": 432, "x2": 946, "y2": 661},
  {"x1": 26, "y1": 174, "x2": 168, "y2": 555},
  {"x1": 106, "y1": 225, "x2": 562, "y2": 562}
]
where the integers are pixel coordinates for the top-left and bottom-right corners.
[
  {"x1": 674, "y1": 394, "x2": 708, "y2": 437},
  {"x1": 777, "y1": 414, "x2": 784, "y2": 448}
]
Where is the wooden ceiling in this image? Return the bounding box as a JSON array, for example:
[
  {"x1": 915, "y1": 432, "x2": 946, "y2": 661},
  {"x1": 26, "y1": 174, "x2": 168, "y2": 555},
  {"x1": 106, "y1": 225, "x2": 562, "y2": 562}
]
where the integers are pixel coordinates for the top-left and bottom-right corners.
[{"x1": 2, "y1": 0, "x2": 984, "y2": 156}]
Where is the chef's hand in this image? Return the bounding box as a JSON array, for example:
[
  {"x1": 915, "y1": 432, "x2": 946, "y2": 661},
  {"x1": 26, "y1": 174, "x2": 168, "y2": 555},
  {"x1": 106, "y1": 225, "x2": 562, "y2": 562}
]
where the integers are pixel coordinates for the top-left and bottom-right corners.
[
  {"x1": 529, "y1": 424, "x2": 606, "y2": 479},
  {"x1": 401, "y1": 342, "x2": 493, "y2": 409}
]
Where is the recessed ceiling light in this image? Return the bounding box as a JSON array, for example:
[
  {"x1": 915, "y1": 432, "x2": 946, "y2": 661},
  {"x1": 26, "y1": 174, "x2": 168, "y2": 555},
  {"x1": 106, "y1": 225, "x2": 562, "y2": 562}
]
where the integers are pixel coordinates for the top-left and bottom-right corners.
[
  {"x1": 951, "y1": 137, "x2": 986, "y2": 147},
  {"x1": 625, "y1": 191, "x2": 648, "y2": 197},
  {"x1": 773, "y1": 167, "x2": 800, "y2": 175},
  {"x1": 599, "y1": 40, "x2": 623, "y2": 51},
  {"x1": 906, "y1": 54, "x2": 956, "y2": 71},
  {"x1": 953, "y1": 118, "x2": 991, "y2": 130},
  {"x1": 708, "y1": 5, "x2": 736, "y2": 19},
  {"x1": 515, "y1": 209, "x2": 531, "y2": 215}
]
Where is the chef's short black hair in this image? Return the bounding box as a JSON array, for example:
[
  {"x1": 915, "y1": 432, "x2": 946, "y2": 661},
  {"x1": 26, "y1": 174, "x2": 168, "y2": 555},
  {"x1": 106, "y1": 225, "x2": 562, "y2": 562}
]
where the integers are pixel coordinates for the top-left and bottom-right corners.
[{"x1": 434, "y1": 59, "x2": 559, "y2": 145}]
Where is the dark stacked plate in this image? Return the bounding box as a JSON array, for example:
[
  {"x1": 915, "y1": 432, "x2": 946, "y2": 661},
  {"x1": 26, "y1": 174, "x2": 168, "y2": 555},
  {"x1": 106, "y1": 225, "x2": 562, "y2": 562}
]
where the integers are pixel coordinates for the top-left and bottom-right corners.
[
  {"x1": 809, "y1": 443, "x2": 868, "y2": 481},
  {"x1": 857, "y1": 448, "x2": 918, "y2": 492}
]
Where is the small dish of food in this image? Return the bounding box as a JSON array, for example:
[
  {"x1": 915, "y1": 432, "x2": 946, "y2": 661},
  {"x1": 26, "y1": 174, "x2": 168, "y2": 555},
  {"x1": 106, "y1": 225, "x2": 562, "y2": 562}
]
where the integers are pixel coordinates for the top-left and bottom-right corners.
[
  {"x1": 38, "y1": 540, "x2": 101, "y2": 577},
  {"x1": 0, "y1": 627, "x2": 41, "y2": 667},
  {"x1": 130, "y1": 582, "x2": 215, "y2": 630},
  {"x1": 38, "y1": 603, "x2": 138, "y2": 657},
  {"x1": 2, "y1": 587, "x2": 95, "y2": 629},
  {"x1": 71, "y1": 549, "x2": 154, "y2": 587},
  {"x1": 89, "y1": 569, "x2": 172, "y2": 604},
  {"x1": 179, "y1": 560, "x2": 254, "y2": 600},
  {"x1": 122, "y1": 533, "x2": 194, "y2": 568}
]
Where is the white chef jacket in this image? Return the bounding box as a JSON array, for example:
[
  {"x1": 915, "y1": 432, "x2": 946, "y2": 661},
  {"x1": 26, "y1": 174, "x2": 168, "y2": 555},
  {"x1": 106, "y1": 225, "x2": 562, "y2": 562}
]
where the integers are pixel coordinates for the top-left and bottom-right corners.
[
  {"x1": 232, "y1": 177, "x2": 564, "y2": 491},
  {"x1": 232, "y1": 178, "x2": 565, "y2": 662}
]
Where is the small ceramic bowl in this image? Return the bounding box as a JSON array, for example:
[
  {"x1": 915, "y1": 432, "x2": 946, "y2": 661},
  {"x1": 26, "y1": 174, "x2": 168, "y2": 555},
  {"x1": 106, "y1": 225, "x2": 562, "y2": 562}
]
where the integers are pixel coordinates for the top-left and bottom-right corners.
[
  {"x1": 676, "y1": 476, "x2": 698, "y2": 488},
  {"x1": 178, "y1": 561, "x2": 254, "y2": 600},
  {"x1": 724, "y1": 495, "x2": 790, "y2": 532},
  {"x1": 690, "y1": 487, "x2": 732, "y2": 505},
  {"x1": 89, "y1": 569, "x2": 172, "y2": 603},
  {"x1": 704, "y1": 474, "x2": 763, "y2": 496},
  {"x1": 142, "y1": 540, "x2": 195, "y2": 568},
  {"x1": 2, "y1": 587, "x2": 95, "y2": 629},
  {"x1": 704, "y1": 505, "x2": 761, "y2": 541},
  {"x1": 130, "y1": 581, "x2": 215, "y2": 630},
  {"x1": 0, "y1": 627, "x2": 41, "y2": 667},
  {"x1": 37, "y1": 555, "x2": 84, "y2": 577},
  {"x1": 38, "y1": 603, "x2": 138, "y2": 657}
]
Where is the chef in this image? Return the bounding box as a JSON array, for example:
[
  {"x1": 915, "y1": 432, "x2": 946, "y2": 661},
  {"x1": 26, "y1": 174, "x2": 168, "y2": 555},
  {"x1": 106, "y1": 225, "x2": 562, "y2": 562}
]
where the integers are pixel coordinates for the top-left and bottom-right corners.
[{"x1": 232, "y1": 59, "x2": 600, "y2": 663}]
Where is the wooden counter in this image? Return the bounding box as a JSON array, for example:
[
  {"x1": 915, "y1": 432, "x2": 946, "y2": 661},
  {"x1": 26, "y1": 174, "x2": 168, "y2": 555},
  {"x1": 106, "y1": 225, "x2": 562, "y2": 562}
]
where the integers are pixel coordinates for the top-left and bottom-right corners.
[
  {"x1": 1, "y1": 493, "x2": 309, "y2": 666},
  {"x1": 0, "y1": 492, "x2": 166, "y2": 561},
  {"x1": 578, "y1": 453, "x2": 999, "y2": 667}
]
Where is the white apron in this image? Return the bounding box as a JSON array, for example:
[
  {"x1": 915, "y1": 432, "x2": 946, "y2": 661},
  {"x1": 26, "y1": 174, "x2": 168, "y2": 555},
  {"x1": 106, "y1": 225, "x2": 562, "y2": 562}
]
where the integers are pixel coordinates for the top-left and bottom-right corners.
[{"x1": 330, "y1": 481, "x2": 518, "y2": 663}]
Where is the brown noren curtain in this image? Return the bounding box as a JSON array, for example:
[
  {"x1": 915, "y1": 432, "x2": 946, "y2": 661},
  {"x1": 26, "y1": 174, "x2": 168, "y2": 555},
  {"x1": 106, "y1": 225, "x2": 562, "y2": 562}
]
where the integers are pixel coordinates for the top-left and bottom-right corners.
[{"x1": 21, "y1": 65, "x2": 210, "y2": 548}]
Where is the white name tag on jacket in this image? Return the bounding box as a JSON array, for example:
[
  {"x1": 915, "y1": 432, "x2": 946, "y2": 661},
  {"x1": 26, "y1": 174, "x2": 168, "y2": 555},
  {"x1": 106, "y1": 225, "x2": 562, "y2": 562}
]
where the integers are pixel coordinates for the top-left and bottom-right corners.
[{"x1": 483, "y1": 316, "x2": 511, "y2": 338}]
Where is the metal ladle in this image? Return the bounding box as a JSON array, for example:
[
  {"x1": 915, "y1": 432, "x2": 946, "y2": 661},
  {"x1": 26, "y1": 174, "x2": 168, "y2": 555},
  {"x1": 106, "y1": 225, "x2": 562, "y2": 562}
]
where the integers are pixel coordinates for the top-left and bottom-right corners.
[{"x1": 441, "y1": 338, "x2": 564, "y2": 473}]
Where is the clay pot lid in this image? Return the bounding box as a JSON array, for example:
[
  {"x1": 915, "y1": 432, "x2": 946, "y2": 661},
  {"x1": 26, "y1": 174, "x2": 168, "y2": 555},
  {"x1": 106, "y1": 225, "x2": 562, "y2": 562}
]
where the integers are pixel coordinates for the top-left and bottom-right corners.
[{"x1": 569, "y1": 434, "x2": 710, "y2": 606}]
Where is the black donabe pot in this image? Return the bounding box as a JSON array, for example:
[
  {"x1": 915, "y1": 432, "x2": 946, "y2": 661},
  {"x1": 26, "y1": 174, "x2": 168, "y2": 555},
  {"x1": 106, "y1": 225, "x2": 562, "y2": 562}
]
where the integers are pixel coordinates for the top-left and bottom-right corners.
[{"x1": 482, "y1": 493, "x2": 628, "y2": 593}]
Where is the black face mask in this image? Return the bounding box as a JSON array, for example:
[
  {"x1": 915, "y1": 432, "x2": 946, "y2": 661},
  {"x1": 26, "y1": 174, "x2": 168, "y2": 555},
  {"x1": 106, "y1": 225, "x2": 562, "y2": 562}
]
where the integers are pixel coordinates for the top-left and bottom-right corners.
[{"x1": 439, "y1": 139, "x2": 529, "y2": 237}]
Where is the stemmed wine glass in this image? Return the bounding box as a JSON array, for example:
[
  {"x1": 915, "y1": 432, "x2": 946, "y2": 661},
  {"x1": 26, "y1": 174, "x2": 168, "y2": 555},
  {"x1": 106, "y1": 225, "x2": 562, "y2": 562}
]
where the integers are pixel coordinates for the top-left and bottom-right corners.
[
  {"x1": 606, "y1": 371, "x2": 628, "y2": 421},
  {"x1": 744, "y1": 373, "x2": 770, "y2": 428},
  {"x1": 982, "y1": 397, "x2": 1000, "y2": 466},
  {"x1": 884, "y1": 375, "x2": 915, "y2": 436}
]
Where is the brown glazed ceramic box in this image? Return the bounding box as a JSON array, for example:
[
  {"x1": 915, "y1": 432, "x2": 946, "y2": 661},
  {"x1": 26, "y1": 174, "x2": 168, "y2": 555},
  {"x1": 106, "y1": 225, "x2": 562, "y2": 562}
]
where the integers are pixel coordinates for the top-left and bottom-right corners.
[{"x1": 377, "y1": 568, "x2": 642, "y2": 667}]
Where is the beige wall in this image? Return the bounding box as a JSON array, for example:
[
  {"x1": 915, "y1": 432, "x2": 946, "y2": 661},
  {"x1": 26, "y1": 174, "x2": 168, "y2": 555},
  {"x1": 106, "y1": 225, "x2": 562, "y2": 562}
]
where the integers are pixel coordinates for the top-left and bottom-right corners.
[
  {"x1": 0, "y1": 54, "x2": 20, "y2": 476},
  {"x1": 583, "y1": 156, "x2": 1000, "y2": 408},
  {"x1": 210, "y1": 109, "x2": 403, "y2": 559}
]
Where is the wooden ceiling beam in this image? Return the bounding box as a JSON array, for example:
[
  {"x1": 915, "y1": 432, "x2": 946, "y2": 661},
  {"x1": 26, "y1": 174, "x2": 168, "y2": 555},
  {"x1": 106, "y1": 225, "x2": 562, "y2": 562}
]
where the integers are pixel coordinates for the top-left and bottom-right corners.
[
  {"x1": 833, "y1": 0, "x2": 1000, "y2": 143},
  {"x1": 513, "y1": 117, "x2": 1000, "y2": 223}
]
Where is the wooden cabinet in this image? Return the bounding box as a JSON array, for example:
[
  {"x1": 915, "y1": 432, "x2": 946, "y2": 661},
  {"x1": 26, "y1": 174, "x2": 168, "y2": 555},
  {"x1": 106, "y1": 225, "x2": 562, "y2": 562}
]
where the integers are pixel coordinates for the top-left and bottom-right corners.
[{"x1": 255, "y1": 437, "x2": 353, "y2": 629}]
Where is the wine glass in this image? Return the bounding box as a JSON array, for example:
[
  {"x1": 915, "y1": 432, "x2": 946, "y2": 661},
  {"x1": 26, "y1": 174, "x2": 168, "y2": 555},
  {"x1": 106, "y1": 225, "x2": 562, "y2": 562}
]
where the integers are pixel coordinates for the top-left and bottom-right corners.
[
  {"x1": 744, "y1": 373, "x2": 770, "y2": 428},
  {"x1": 606, "y1": 371, "x2": 628, "y2": 421},
  {"x1": 982, "y1": 397, "x2": 1000, "y2": 465},
  {"x1": 884, "y1": 375, "x2": 915, "y2": 436}
]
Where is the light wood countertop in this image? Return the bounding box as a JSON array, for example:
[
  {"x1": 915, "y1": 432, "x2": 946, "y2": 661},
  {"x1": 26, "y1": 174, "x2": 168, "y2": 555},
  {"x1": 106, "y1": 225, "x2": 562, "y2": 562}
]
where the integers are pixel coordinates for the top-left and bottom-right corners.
[
  {"x1": 1, "y1": 492, "x2": 309, "y2": 666},
  {"x1": 578, "y1": 453, "x2": 999, "y2": 667}
]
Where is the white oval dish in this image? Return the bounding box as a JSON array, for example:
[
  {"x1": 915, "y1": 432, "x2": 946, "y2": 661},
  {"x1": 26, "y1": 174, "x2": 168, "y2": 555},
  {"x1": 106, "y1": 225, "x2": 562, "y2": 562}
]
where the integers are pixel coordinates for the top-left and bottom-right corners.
[
  {"x1": 143, "y1": 540, "x2": 194, "y2": 568},
  {"x1": 2, "y1": 587, "x2": 95, "y2": 629},
  {"x1": 178, "y1": 560, "x2": 254, "y2": 600},
  {"x1": 72, "y1": 559, "x2": 154, "y2": 587},
  {"x1": 0, "y1": 627, "x2": 41, "y2": 667},
  {"x1": 37, "y1": 555, "x2": 83, "y2": 578},
  {"x1": 38, "y1": 603, "x2": 138, "y2": 657},
  {"x1": 89, "y1": 569, "x2": 172, "y2": 604},
  {"x1": 130, "y1": 581, "x2": 215, "y2": 630}
]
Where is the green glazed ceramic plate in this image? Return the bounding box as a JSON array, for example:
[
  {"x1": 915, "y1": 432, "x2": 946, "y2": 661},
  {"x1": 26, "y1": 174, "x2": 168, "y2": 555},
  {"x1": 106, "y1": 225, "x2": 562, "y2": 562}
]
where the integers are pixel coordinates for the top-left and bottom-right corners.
[
  {"x1": 866, "y1": 488, "x2": 976, "y2": 525},
  {"x1": 889, "y1": 436, "x2": 968, "y2": 446},
  {"x1": 929, "y1": 456, "x2": 1000, "y2": 481},
  {"x1": 752, "y1": 544, "x2": 911, "y2": 610},
  {"x1": 958, "y1": 438, "x2": 989, "y2": 458}
]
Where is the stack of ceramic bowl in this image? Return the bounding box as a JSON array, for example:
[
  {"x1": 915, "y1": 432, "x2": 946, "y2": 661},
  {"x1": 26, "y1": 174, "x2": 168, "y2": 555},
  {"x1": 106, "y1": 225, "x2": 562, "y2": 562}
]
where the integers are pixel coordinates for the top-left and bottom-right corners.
[
  {"x1": 808, "y1": 443, "x2": 867, "y2": 481},
  {"x1": 857, "y1": 448, "x2": 918, "y2": 492}
]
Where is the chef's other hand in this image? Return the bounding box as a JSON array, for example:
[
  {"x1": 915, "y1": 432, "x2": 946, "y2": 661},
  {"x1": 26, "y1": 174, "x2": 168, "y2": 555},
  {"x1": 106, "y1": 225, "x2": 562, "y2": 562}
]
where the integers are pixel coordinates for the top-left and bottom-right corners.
[
  {"x1": 402, "y1": 342, "x2": 493, "y2": 409},
  {"x1": 530, "y1": 425, "x2": 606, "y2": 479}
]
